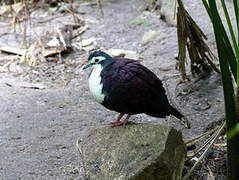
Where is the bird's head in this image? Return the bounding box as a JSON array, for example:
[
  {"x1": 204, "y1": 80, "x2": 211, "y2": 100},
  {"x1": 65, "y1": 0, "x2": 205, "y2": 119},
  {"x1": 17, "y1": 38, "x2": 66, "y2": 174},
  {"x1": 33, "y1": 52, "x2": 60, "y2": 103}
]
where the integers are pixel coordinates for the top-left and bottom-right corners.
[{"x1": 82, "y1": 50, "x2": 113, "y2": 70}]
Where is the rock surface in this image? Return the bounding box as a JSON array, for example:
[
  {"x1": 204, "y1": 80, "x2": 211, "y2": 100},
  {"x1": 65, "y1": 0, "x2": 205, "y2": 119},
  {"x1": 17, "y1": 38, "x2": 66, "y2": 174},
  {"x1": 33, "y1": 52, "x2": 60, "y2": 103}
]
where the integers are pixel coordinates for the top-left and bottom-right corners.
[
  {"x1": 79, "y1": 123, "x2": 186, "y2": 180},
  {"x1": 142, "y1": 0, "x2": 176, "y2": 25}
]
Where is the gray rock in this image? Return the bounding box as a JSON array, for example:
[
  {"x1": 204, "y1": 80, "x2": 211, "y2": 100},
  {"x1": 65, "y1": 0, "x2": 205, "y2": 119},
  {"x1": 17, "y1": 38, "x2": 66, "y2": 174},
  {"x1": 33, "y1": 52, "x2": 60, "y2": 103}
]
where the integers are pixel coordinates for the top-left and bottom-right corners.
[
  {"x1": 78, "y1": 123, "x2": 186, "y2": 180},
  {"x1": 142, "y1": 0, "x2": 176, "y2": 25}
]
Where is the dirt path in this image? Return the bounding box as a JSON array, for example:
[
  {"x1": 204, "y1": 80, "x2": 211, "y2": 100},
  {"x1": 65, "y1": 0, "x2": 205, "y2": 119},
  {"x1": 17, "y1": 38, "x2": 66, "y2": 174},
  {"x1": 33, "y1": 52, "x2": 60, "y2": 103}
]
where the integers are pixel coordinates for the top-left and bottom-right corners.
[{"x1": 0, "y1": 0, "x2": 225, "y2": 179}]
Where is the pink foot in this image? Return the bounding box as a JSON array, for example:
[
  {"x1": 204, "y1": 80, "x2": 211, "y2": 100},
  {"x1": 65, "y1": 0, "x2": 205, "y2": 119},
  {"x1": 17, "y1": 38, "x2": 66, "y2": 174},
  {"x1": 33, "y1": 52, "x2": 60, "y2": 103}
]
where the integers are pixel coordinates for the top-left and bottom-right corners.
[{"x1": 103, "y1": 121, "x2": 125, "y2": 127}]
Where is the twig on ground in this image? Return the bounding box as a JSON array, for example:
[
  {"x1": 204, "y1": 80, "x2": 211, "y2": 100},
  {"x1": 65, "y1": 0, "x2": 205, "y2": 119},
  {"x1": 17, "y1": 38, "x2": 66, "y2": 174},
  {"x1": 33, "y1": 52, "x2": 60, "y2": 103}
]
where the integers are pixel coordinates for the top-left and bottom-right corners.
[
  {"x1": 183, "y1": 122, "x2": 226, "y2": 180},
  {"x1": 187, "y1": 126, "x2": 220, "y2": 160},
  {"x1": 0, "y1": 45, "x2": 26, "y2": 55},
  {"x1": 76, "y1": 138, "x2": 87, "y2": 179},
  {"x1": 97, "y1": 0, "x2": 104, "y2": 16},
  {"x1": 185, "y1": 125, "x2": 219, "y2": 147}
]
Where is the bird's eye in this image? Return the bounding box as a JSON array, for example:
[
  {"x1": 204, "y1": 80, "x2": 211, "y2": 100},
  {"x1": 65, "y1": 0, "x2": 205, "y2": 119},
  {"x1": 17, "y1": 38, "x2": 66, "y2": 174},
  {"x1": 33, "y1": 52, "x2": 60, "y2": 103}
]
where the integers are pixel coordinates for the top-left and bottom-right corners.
[{"x1": 95, "y1": 59, "x2": 99, "y2": 63}]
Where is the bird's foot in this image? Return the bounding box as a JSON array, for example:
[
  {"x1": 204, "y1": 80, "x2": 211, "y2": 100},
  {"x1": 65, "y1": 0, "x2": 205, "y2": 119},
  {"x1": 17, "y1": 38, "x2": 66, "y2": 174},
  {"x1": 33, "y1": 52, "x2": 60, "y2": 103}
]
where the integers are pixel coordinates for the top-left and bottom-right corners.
[
  {"x1": 103, "y1": 114, "x2": 131, "y2": 127},
  {"x1": 103, "y1": 121, "x2": 125, "y2": 127}
]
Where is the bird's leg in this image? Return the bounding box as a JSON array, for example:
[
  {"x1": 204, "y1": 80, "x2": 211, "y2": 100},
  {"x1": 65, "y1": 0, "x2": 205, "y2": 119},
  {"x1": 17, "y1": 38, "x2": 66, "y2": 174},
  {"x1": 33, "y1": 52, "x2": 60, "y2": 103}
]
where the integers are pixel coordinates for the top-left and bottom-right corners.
[
  {"x1": 103, "y1": 113, "x2": 125, "y2": 126},
  {"x1": 122, "y1": 114, "x2": 131, "y2": 126},
  {"x1": 106, "y1": 114, "x2": 131, "y2": 127},
  {"x1": 116, "y1": 113, "x2": 125, "y2": 122},
  {"x1": 104, "y1": 114, "x2": 132, "y2": 126}
]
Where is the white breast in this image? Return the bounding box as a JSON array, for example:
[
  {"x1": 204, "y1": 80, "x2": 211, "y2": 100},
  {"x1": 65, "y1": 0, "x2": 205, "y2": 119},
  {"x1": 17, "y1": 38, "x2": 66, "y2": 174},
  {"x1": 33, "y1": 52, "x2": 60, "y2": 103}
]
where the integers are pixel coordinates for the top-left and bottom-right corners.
[{"x1": 88, "y1": 65, "x2": 105, "y2": 103}]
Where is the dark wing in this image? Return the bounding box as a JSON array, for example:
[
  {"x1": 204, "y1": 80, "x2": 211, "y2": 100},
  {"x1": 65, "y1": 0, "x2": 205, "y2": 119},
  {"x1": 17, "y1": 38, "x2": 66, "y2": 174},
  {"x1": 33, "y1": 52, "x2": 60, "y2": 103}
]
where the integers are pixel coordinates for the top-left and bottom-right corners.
[{"x1": 101, "y1": 58, "x2": 168, "y2": 115}]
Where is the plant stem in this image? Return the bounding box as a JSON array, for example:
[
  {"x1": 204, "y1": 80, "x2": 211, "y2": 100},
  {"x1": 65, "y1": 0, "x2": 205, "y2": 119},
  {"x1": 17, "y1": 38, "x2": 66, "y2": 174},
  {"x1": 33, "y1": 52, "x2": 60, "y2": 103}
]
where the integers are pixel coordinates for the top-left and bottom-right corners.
[
  {"x1": 233, "y1": 0, "x2": 239, "y2": 43},
  {"x1": 221, "y1": 0, "x2": 238, "y2": 52}
]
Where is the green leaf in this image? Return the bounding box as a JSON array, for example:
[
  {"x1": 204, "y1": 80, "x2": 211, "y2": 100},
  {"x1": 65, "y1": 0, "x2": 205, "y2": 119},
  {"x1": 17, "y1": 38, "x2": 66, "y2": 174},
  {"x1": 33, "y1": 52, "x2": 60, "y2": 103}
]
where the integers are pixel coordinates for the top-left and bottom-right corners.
[
  {"x1": 203, "y1": 0, "x2": 239, "y2": 178},
  {"x1": 228, "y1": 123, "x2": 239, "y2": 139},
  {"x1": 233, "y1": 0, "x2": 239, "y2": 43},
  {"x1": 221, "y1": 0, "x2": 238, "y2": 52},
  {"x1": 207, "y1": 0, "x2": 237, "y2": 82}
]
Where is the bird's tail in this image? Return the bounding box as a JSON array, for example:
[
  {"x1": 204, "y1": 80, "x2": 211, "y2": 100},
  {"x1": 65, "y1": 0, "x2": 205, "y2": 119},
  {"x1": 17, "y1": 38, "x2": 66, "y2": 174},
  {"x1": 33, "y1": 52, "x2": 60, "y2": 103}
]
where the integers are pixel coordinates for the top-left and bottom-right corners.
[
  {"x1": 168, "y1": 105, "x2": 191, "y2": 128},
  {"x1": 168, "y1": 105, "x2": 184, "y2": 119},
  {"x1": 145, "y1": 104, "x2": 191, "y2": 128}
]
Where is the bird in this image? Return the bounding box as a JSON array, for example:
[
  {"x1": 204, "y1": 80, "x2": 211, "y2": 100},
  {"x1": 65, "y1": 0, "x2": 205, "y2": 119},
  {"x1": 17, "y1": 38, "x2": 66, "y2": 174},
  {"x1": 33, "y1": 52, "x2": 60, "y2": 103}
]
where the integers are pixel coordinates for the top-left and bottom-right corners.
[{"x1": 82, "y1": 50, "x2": 190, "y2": 127}]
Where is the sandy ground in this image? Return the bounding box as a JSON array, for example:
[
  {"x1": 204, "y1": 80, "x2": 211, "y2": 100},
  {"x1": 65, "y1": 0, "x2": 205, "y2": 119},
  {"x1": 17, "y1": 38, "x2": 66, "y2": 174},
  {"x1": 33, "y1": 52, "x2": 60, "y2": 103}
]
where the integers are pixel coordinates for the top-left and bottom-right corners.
[{"x1": 0, "y1": 0, "x2": 228, "y2": 179}]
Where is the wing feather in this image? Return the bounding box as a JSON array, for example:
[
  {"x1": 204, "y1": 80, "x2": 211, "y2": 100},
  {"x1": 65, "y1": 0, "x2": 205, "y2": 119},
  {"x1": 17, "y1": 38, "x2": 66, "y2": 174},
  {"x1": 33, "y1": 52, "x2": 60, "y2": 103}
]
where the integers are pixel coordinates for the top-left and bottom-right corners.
[{"x1": 101, "y1": 58, "x2": 166, "y2": 114}]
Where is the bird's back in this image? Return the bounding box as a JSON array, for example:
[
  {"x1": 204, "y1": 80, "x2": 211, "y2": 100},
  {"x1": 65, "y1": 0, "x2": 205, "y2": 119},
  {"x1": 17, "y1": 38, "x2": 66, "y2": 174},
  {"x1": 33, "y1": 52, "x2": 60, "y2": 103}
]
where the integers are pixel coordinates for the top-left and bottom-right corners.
[{"x1": 100, "y1": 58, "x2": 182, "y2": 119}]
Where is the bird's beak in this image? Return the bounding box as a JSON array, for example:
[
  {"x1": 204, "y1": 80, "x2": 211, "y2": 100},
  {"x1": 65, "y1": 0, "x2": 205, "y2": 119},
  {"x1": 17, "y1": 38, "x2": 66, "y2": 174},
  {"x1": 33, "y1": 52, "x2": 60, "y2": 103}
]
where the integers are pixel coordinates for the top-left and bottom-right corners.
[
  {"x1": 80, "y1": 61, "x2": 93, "y2": 70},
  {"x1": 82, "y1": 63, "x2": 94, "y2": 70}
]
